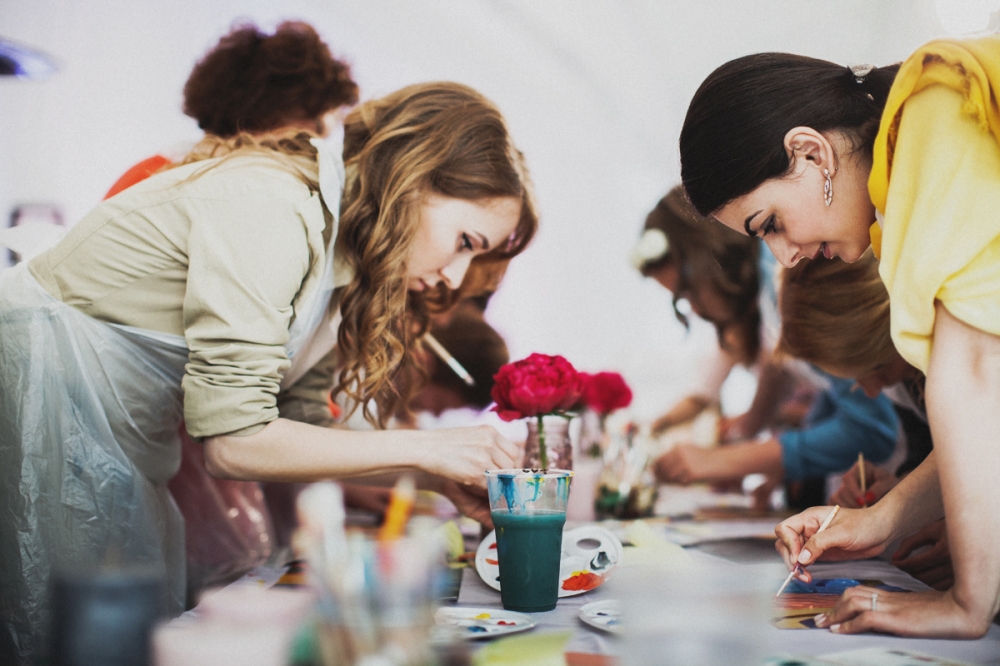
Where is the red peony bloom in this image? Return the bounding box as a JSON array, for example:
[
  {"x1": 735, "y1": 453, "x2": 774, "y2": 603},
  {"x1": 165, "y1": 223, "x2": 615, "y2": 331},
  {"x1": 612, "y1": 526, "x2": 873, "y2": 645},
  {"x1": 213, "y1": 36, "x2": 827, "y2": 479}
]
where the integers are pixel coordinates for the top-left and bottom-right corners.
[
  {"x1": 490, "y1": 353, "x2": 585, "y2": 422},
  {"x1": 580, "y1": 371, "x2": 633, "y2": 416}
]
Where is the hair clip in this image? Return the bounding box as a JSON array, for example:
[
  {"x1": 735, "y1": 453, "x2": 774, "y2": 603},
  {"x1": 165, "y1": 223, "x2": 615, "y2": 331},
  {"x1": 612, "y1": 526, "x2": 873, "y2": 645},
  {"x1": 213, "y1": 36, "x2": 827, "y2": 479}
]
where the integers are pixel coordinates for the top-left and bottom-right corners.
[
  {"x1": 630, "y1": 228, "x2": 669, "y2": 269},
  {"x1": 850, "y1": 64, "x2": 875, "y2": 84}
]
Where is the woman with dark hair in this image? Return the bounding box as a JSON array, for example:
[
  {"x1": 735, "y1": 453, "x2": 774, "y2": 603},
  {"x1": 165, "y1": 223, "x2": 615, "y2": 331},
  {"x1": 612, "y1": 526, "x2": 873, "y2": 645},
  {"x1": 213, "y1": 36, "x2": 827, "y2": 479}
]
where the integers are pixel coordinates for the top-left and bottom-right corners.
[
  {"x1": 182, "y1": 21, "x2": 357, "y2": 138},
  {"x1": 680, "y1": 38, "x2": 1000, "y2": 637},
  {"x1": 635, "y1": 187, "x2": 897, "y2": 507},
  {"x1": 105, "y1": 21, "x2": 359, "y2": 199}
]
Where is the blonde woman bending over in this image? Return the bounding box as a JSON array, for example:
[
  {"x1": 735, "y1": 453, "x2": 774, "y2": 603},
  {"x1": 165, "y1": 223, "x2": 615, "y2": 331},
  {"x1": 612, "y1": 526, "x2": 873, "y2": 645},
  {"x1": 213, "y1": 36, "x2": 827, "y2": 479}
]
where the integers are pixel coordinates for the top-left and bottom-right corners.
[{"x1": 0, "y1": 82, "x2": 535, "y2": 663}]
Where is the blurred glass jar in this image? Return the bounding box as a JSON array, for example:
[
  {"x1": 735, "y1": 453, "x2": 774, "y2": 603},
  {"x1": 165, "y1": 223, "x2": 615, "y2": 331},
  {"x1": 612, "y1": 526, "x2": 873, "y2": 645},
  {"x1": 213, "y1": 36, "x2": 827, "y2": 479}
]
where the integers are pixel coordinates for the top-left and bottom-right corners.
[
  {"x1": 594, "y1": 426, "x2": 657, "y2": 519},
  {"x1": 522, "y1": 416, "x2": 573, "y2": 470},
  {"x1": 314, "y1": 524, "x2": 444, "y2": 666}
]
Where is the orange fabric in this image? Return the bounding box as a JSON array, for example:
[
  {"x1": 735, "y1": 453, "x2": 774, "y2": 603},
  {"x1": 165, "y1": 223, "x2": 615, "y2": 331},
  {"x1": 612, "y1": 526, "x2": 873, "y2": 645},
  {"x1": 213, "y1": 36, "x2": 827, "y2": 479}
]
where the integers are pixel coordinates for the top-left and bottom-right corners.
[{"x1": 103, "y1": 154, "x2": 172, "y2": 200}]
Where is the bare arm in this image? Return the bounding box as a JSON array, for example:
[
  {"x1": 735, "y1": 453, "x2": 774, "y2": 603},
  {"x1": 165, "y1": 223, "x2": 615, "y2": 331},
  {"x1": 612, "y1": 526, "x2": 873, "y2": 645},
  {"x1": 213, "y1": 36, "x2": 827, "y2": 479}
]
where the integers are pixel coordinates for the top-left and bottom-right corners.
[
  {"x1": 651, "y1": 395, "x2": 711, "y2": 434},
  {"x1": 921, "y1": 304, "x2": 1000, "y2": 629},
  {"x1": 204, "y1": 418, "x2": 522, "y2": 489},
  {"x1": 801, "y1": 306, "x2": 1000, "y2": 638},
  {"x1": 654, "y1": 437, "x2": 783, "y2": 485},
  {"x1": 726, "y1": 361, "x2": 795, "y2": 440}
]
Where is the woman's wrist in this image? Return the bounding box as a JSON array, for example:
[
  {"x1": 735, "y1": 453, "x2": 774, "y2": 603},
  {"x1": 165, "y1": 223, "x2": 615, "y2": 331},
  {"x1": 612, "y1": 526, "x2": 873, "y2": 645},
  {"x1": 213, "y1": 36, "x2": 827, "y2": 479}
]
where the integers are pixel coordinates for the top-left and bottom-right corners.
[
  {"x1": 383, "y1": 427, "x2": 434, "y2": 474},
  {"x1": 868, "y1": 491, "x2": 907, "y2": 543}
]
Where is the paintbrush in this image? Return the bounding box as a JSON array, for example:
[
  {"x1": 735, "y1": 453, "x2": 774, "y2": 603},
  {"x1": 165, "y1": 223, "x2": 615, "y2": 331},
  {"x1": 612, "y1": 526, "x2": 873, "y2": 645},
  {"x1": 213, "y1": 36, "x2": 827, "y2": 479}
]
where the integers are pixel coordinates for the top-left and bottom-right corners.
[
  {"x1": 379, "y1": 476, "x2": 417, "y2": 542},
  {"x1": 423, "y1": 332, "x2": 475, "y2": 387},
  {"x1": 775, "y1": 505, "x2": 841, "y2": 597},
  {"x1": 858, "y1": 452, "x2": 868, "y2": 508}
]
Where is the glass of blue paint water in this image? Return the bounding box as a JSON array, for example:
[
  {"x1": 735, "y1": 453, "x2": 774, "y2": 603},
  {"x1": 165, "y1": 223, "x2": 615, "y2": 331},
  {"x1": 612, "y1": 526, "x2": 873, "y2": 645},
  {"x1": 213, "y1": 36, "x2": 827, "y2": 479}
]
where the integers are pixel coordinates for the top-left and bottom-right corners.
[{"x1": 485, "y1": 469, "x2": 574, "y2": 612}]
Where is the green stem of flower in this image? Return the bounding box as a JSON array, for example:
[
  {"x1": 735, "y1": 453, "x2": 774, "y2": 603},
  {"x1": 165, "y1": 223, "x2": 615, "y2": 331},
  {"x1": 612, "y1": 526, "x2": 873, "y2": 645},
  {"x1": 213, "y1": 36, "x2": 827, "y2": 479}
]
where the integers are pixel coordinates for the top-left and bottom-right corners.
[{"x1": 537, "y1": 414, "x2": 548, "y2": 470}]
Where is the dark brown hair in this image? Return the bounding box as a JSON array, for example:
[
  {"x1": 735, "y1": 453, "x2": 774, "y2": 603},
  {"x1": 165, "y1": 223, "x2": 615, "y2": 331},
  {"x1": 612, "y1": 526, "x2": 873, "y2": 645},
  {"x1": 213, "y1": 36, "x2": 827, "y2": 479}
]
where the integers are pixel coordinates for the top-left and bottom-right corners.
[
  {"x1": 183, "y1": 21, "x2": 358, "y2": 137},
  {"x1": 640, "y1": 186, "x2": 761, "y2": 364},
  {"x1": 427, "y1": 304, "x2": 509, "y2": 409},
  {"x1": 680, "y1": 53, "x2": 899, "y2": 216},
  {"x1": 778, "y1": 249, "x2": 894, "y2": 377}
]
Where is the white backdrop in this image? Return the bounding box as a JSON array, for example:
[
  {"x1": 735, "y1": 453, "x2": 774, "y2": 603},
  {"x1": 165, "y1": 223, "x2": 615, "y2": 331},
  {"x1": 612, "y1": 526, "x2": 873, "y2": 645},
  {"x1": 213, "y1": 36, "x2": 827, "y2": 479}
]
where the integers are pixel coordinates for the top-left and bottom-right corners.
[{"x1": 0, "y1": 1, "x2": 961, "y2": 420}]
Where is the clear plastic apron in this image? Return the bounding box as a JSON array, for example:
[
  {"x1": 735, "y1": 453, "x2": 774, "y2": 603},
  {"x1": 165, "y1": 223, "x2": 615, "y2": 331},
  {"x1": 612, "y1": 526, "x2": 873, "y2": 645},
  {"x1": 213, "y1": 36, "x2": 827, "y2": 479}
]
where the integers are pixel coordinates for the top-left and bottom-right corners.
[{"x1": 0, "y1": 139, "x2": 344, "y2": 663}]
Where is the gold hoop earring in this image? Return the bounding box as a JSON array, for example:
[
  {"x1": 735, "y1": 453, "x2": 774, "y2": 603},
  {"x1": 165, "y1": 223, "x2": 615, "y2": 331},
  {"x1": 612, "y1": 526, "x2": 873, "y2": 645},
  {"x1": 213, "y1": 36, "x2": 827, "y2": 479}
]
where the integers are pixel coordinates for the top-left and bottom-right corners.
[{"x1": 823, "y1": 168, "x2": 833, "y2": 207}]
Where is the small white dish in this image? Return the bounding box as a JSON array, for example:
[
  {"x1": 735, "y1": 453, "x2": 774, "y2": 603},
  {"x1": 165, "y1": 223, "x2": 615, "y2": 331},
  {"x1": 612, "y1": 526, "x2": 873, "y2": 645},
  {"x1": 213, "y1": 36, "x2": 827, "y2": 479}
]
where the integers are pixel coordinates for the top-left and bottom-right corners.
[
  {"x1": 434, "y1": 607, "x2": 536, "y2": 640},
  {"x1": 475, "y1": 525, "x2": 624, "y2": 597},
  {"x1": 578, "y1": 599, "x2": 622, "y2": 634}
]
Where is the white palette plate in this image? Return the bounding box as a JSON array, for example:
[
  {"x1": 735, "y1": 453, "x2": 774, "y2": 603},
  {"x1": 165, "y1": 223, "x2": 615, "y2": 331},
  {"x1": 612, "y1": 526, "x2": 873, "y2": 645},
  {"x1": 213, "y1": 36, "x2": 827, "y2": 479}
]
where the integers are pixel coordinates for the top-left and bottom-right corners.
[
  {"x1": 578, "y1": 599, "x2": 622, "y2": 634},
  {"x1": 434, "y1": 607, "x2": 536, "y2": 640},
  {"x1": 475, "y1": 524, "x2": 624, "y2": 598}
]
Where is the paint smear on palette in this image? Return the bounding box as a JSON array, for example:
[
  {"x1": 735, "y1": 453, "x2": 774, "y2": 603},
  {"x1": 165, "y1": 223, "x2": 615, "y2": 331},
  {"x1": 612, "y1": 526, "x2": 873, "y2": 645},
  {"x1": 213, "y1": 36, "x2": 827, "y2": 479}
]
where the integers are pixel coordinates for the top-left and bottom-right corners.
[
  {"x1": 782, "y1": 578, "x2": 908, "y2": 595},
  {"x1": 448, "y1": 612, "x2": 531, "y2": 636},
  {"x1": 562, "y1": 570, "x2": 603, "y2": 592}
]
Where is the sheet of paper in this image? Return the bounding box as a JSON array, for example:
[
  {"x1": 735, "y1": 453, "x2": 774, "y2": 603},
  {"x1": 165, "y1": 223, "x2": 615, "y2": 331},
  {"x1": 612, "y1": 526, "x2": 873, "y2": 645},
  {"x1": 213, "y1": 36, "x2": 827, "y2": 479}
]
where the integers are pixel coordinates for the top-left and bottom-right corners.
[
  {"x1": 622, "y1": 520, "x2": 693, "y2": 567},
  {"x1": 653, "y1": 484, "x2": 753, "y2": 518},
  {"x1": 818, "y1": 647, "x2": 974, "y2": 665},
  {"x1": 661, "y1": 518, "x2": 781, "y2": 545}
]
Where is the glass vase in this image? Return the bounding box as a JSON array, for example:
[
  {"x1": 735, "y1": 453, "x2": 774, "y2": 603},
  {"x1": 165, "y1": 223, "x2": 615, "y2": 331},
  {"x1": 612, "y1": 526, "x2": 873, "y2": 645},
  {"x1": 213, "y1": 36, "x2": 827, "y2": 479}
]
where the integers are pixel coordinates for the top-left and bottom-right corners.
[
  {"x1": 566, "y1": 409, "x2": 604, "y2": 521},
  {"x1": 522, "y1": 416, "x2": 573, "y2": 471},
  {"x1": 577, "y1": 408, "x2": 608, "y2": 460},
  {"x1": 594, "y1": 426, "x2": 657, "y2": 519}
]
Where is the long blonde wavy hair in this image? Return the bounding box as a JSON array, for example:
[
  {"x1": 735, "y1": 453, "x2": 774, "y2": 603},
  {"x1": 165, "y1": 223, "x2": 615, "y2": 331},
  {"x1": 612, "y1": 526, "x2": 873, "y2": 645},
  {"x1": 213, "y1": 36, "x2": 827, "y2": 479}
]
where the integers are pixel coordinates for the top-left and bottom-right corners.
[
  {"x1": 778, "y1": 249, "x2": 894, "y2": 377},
  {"x1": 336, "y1": 82, "x2": 537, "y2": 426},
  {"x1": 171, "y1": 83, "x2": 536, "y2": 427}
]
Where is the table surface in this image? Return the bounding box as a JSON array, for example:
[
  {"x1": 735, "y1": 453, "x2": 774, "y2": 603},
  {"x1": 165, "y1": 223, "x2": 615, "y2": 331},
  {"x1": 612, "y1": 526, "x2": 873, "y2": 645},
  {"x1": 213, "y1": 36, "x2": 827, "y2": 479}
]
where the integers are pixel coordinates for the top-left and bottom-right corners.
[
  {"x1": 191, "y1": 485, "x2": 1000, "y2": 665},
  {"x1": 456, "y1": 516, "x2": 1000, "y2": 665}
]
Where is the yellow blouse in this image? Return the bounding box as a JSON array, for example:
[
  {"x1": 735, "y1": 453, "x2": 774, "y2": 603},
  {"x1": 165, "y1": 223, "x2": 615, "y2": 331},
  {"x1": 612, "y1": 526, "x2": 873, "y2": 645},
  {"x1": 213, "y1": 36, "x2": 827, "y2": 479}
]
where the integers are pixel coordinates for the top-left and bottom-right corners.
[{"x1": 868, "y1": 36, "x2": 1000, "y2": 373}]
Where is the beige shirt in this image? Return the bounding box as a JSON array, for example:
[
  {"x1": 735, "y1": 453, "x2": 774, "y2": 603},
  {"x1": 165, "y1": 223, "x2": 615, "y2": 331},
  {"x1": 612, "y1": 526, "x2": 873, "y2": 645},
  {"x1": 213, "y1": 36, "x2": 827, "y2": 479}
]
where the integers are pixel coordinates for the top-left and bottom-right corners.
[{"x1": 29, "y1": 152, "x2": 352, "y2": 437}]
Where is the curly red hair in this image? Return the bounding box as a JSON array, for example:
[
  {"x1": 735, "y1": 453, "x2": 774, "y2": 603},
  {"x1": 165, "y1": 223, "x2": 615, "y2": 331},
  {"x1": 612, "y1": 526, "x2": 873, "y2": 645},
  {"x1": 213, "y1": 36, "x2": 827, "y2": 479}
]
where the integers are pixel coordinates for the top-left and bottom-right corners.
[{"x1": 183, "y1": 21, "x2": 358, "y2": 137}]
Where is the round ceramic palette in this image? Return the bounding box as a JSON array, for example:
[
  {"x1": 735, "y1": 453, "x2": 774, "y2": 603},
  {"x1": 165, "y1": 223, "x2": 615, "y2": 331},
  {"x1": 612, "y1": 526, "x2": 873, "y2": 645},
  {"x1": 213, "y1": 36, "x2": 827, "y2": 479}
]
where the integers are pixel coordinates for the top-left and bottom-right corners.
[
  {"x1": 475, "y1": 525, "x2": 624, "y2": 597},
  {"x1": 578, "y1": 599, "x2": 622, "y2": 634},
  {"x1": 434, "y1": 607, "x2": 536, "y2": 639}
]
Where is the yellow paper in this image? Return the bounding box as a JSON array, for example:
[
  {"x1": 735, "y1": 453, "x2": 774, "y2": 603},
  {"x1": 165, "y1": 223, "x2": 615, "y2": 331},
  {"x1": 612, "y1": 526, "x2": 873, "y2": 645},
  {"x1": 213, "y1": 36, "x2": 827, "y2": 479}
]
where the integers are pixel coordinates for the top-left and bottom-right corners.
[
  {"x1": 438, "y1": 520, "x2": 465, "y2": 563},
  {"x1": 472, "y1": 631, "x2": 572, "y2": 666},
  {"x1": 622, "y1": 520, "x2": 692, "y2": 568}
]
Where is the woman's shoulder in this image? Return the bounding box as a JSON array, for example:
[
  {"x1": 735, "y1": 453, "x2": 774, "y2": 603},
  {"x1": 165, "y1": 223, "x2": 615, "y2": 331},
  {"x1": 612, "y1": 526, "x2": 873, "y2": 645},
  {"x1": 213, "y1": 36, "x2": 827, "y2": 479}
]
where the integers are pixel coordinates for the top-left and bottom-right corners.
[
  {"x1": 88, "y1": 153, "x2": 326, "y2": 255},
  {"x1": 174, "y1": 153, "x2": 318, "y2": 202},
  {"x1": 899, "y1": 83, "x2": 967, "y2": 127},
  {"x1": 104, "y1": 151, "x2": 314, "y2": 207}
]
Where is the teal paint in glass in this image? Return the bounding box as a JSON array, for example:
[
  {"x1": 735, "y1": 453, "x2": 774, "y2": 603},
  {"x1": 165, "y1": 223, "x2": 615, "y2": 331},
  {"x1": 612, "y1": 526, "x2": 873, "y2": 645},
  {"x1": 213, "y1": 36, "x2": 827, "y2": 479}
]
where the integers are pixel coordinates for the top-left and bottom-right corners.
[{"x1": 492, "y1": 511, "x2": 566, "y2": 612}]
